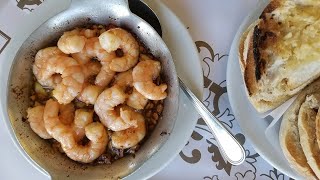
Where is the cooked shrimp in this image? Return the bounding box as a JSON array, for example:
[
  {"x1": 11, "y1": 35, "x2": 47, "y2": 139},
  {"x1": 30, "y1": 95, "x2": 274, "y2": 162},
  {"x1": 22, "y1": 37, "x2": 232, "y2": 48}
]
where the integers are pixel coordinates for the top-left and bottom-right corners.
[
  {"x1": 111, "y1": 111, "x2": 146, "y2": 149},
  {"x1": 43, "y1": 100, "x2": 91, "y2": 141},
  {"x1": 95, "y1": 52, "x2": 116, "y2": 87},
  {"x1": 57, "y1": 29, "x2": 86, "y2": 54},
  {"x1": 33, "y1": 47, "x2": 67, "y2": 87},
  {"x1": 52, "y1": 64, "x2": 85, "y2": 104},
  {"x1": 72, "y1": 38, "x2": 115, "y2": 104},
  {"x1": 73, "y1": 37, "x2": 116, "y2": 87},
  {"x1": 127, "y1": 88, "x2": 148, "y2": 110},
  {"x1": 113, "y1": 69, "x2": 133, "y2": 87},
  {"x1": 45, "y1": 55, "x2": 79, "y2": 76},
  {"x1": 94, "y1": 85, "x2": 139, "y2": 131},
  {"x1": 77, "y1": 60, "x2": 102, "y2": 105},
  {"x1": 69, "y1": 28, "x2": 103, "y2": 63},
  {"x1": 59, "y1": 103, "x2": 75, "y2": 125},
  {"x1": 113, "y1": 70, "x2": 148, "y2": 109},
  {"x1": 69, "y1": 28, "x2": 101, "y2": 64},
  {"x1": 139, "y1": 54, "x2": 151, "y2": 61},
  {"x1": 27, "y1": 106, "x2": 52, "y2": 139},
  {"x1": 63, "y1": 122, "x2": 108, "y2": 163},
  {"x1": 34, "y1": 54, "x2": 85, "y2": 104},
  {"x1": 71, "y1": 52, "x2": 91, "y2": 65},
  {"x1": 85, "y1": 37, "x2": 116, "y2": 87},
  {"x1": 73, "y1": 109, "x2": 94, "y2": 142},
  {"x1": 133, "y1": 59, "x2": 167, "y2": 100},
  {"x1": 80, "y1": 28, "x2": 98, "y2": 38},
  {"x1": 77, "y1": 84, "x2": 103, "y2": 105},
  {"x1": 80, "y1": 70, "x2": 104, "y2": 105},
  {"x1": 99, "y1": 28, "x2": 139, "y2": 72},
  {"x1": 44, "y1": 99, "x2": 108, "y2": 163},
  {"x1": 85, "y1": 37, "x2": 108, "y2": 59},
  {"x1": 95, "y1": 68, "x2": 115, "y2": 87},
  {"x1": 81, "y1": 61, "x2": 101, "y2": 79}
]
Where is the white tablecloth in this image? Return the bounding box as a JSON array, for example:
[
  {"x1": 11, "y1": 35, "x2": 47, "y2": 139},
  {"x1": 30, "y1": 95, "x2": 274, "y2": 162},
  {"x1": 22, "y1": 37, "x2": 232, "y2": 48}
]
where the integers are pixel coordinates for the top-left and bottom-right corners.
[{"x1": 152, "y1": 1, "x2": 292, "y2": 179}]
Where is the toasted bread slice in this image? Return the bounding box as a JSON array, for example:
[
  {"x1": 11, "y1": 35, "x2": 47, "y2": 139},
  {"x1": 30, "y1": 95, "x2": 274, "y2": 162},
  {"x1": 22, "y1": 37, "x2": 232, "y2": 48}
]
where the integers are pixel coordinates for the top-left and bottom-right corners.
[
  {"x1": 316, "y1": 107, "x2": 320, "y2": 165},
  {"x1": 280, "y1": 78, "x2": 320, "y2": 179},
  {"x1": 298, "y1": 94, "x2": 320, "y2": 179},
  {"x1": 239, "y1": 0, "x2": 320, "y2": 112}
]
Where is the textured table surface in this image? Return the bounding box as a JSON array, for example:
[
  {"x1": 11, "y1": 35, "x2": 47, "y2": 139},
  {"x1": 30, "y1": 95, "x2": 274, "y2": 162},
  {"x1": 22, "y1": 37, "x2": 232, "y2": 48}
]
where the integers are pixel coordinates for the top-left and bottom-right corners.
[{"x1": 152, "y1": 0, "x2": 293, "y2": 179}]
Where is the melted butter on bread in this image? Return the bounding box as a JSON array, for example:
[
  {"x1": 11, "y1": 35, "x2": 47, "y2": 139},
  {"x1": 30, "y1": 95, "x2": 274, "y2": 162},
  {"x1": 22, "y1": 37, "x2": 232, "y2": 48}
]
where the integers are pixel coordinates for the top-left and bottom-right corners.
[{"x1": 239, "y1": 0, "x2": 320, "y2": 112}]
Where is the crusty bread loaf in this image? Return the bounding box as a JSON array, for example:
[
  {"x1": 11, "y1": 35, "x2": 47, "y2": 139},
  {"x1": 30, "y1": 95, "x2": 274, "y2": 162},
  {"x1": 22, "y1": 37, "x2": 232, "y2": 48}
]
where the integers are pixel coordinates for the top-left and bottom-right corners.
[
  {"x1": 239, "y1": 0, "x2": 320, "y2": 113},
  {"x1": 298, "y1": 94, "x2": 320, "y2": 178},
  {"x1": 279, "y1": 79, "x2": 320, "y2": 179}
]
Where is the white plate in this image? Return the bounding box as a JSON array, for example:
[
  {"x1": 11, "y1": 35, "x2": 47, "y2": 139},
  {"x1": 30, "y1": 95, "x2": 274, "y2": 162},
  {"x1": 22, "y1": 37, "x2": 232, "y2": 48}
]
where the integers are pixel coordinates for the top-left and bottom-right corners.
[
  {"x1": 226, "y1": 0, "x2": 302, "y2": 179},
  {"x1": 0, "y1": 0, "x2": 203, "y2": 179}
]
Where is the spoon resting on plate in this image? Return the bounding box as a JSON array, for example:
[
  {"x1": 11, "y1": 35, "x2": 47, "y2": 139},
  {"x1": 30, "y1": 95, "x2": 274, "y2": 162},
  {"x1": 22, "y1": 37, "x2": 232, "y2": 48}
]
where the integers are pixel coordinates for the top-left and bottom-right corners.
[{"x1": 129, "y1": 0, "x2": 245, "y2": 165}]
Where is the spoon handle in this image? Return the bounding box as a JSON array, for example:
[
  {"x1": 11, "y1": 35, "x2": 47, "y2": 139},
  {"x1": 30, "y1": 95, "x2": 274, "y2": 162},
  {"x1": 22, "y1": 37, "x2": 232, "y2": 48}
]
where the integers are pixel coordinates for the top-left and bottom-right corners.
[{"x1": 178, "y1": 78, "x2": 245, "y2": 165}]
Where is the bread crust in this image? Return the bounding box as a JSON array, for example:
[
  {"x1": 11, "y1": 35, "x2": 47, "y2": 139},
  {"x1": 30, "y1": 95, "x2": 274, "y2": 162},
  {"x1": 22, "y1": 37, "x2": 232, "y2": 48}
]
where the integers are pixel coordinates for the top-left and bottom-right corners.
[
  {"x1": 238, "y1": 0, "x2": 283, "y2": 112},
  {"x1": 280, "y1": 79, "x2": 320, "y2": 179},
  {"x1": 298, "y1": 95, "x2": 320, "y2": 179},
  {"x1": 239, "y1": 21, "x2": 286, "y2": 112},
  {"x1": 242, "y1": 0, "x2": 281, "y2": 95}
]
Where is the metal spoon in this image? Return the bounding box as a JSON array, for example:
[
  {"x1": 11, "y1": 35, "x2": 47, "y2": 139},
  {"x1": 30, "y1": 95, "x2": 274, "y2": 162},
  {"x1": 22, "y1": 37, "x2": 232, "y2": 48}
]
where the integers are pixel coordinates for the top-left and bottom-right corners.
[{"x1": 130, "y1": 0, "x2": 245, "y2": 165}]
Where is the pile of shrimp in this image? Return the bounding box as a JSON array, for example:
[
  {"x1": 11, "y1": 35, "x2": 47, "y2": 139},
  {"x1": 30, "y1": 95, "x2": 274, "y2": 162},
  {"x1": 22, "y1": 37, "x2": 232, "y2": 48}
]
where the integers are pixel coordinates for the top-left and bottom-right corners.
[{"x1": 27, "y1": 24, "x2": 168, "y2": 164}]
